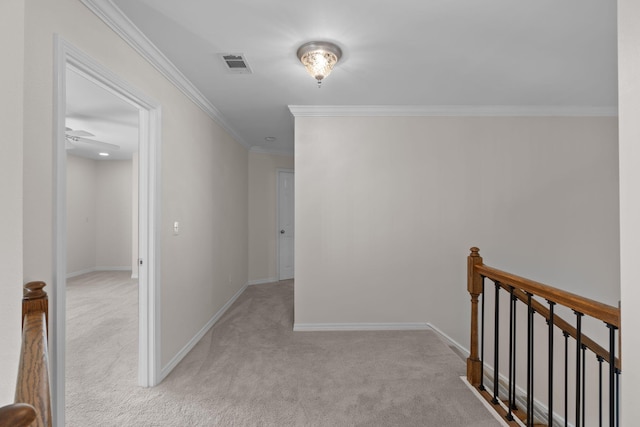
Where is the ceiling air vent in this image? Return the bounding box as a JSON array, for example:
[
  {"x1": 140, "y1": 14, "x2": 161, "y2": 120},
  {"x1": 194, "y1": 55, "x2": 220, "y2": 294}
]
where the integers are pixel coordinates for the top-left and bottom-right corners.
[{"x1": 219, "y1": 53, "x2": 252, "y2": 74}]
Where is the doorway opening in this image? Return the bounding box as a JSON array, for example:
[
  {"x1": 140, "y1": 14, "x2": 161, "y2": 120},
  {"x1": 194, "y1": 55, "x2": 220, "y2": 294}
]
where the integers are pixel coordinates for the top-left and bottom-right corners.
[
  {"x1": 53, "y1": 37, "x2": 161, "y2": 427},
  {"x1": 277, "y1": 169, "x2": 294, "y2": 280},
  {"x1": 64, "y1": 66, "x2": 140, "y2": 425}
]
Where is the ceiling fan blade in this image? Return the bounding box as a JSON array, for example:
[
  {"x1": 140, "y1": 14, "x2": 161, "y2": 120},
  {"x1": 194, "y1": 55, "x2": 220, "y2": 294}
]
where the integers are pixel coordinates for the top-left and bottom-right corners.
[
  {"x1": 66, "y1": 129, "x2": 95, "y2": 138},
  {"x1": 72, "y1": 137, "x2": 120, "y2": 150}
]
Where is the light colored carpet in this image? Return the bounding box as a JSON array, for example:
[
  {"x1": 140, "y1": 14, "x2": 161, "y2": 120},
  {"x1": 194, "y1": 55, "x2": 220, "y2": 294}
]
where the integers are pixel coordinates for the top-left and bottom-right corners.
[{"x1": 66, "y1": 274, "x2": 501, "y2": 426}]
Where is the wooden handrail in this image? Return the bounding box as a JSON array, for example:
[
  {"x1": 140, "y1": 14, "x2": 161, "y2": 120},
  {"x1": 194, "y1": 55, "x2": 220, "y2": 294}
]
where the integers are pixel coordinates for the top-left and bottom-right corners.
[
  {"x1": 506, "y1": 285, "x2": 620, "y2": 370},
  {"x1": 475, "y1": 263, "x2": 620, "y2": 328},
  {"x1": 0, "y1": 281, "x2": 52, "y2": 427},
  {"x1": 466, "y1": 247, "x2": 622, "y2": 426}
]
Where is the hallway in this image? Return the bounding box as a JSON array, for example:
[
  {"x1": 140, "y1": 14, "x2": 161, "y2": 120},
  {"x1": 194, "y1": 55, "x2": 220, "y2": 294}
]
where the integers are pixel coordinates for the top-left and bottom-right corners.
[{"x1": 66, "y1": 278, "x2": 500, "y2": 426}]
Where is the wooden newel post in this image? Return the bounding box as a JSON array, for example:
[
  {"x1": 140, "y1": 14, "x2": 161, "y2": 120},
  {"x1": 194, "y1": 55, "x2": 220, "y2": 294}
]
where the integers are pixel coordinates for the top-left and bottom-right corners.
[
  {"x1": 22, "y1": 281, "x2": 48, "y2": 335},
  {"x1": 17, "y1": 281, "x2": 51, "y2": 427},
  {"x1": 467, "y1": 247, "x2": 483, "y2": 386}
]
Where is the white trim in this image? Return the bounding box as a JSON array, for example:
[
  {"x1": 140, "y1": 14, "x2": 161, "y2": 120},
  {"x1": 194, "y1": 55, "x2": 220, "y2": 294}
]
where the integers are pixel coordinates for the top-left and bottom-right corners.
[
  {"x1": 66, "y1": 268, "x2": 94, "y2": 279},
  {"x1": 293, "y1": 322, "x2": 431, "y2": 332},
  {"x1": 276, "y1": 169, "x2": 295, "y2": 281},
  {"x1": 248, "y1": 278, "x2": 278, "y2": 286},
  {"x1": 66, "y1": 266, "x2": 132, "y2": 279},
  {"x1": 429, "y1": 326, "x2": 567, "y2": 426},
  {"x1": 160, "y1": 282, "x2": 248, "y2": 380},
  {"x1": 52, "y1": 37, "x2": 67, "y2": 427},
  {"x1": 54, "y1": 36, "x2": 162, "y2": 426},
  {"x1": 461, "y1": 377, "x2": 513, "y2": 427},
  {"x1": 427, "y1": 322, "x2": 470, "y2": 358},
  {"x1": 80, "y1": 0, "x2": 250, "y2": 150},
  {"x1": 479, "y1": 364, "x2": 566, "y2": 427},
  {"x1": 288, "y1": 104, "x2": 618, "y2": 118},
  {"x1": 137, "y1": 81, "x2": 163, "y2": 390},
  {"x1": 93, "y1": 266, "x2": 131, "y2": 271}
]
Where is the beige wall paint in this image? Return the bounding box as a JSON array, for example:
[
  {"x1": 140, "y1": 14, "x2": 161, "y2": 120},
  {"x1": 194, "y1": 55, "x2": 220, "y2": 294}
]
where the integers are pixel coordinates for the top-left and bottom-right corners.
[
  {"x1": 618, "y1": 0, "x2": 639, "y2": 422},
  {"x1": 159, "y1": 100, "x2": 248, "y2": 364},
  {"x1": 248, "y1": 151, "x2": 294, "y2": 283},
  {"x1": 21, "y1": 0, "x2": 248, "y2": 382},
  {"x1": 67, "y1": 156, "x2": 133, "y2": 273},
  {"x1": 0, "y1": 0, "x2": 24, "y2": 404},
  {"x1": 95, "y1": 159, "x2": 132, "y2": 268},
  {"x1": 294, "y1": 116, "x2": 619, "y2": 349},
  {"x1": 66, "y1": 154, "x2": 98, "y2": 274}
]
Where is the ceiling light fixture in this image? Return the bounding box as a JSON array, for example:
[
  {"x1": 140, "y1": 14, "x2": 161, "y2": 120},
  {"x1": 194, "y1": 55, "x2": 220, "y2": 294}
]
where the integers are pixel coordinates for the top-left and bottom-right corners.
[
  {"x1": 98, "y1": 152, "x2": 109, "y2": 157},
  {"x1": 297, "y1": 41, "x2": 342, "y2": 87}
]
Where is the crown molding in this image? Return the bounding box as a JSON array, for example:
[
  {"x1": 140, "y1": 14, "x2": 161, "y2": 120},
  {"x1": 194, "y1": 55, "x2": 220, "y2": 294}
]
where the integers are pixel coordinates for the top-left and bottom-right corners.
[
  {"x1": 249, "y1": 146, "x2": 294, "y2": 156},
  {"x1": 288, "y1": 105, "x2": 618, "y2": 117},
  {"x1": 81, "y1": 0, "x2": 250, "y2": 150}
]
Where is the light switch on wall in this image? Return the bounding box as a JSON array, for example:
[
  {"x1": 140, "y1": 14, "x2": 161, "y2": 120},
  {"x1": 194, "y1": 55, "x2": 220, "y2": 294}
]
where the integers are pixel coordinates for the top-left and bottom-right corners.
[{"x1": 173, "y1": 221, "x2": 180, "y2": 235}]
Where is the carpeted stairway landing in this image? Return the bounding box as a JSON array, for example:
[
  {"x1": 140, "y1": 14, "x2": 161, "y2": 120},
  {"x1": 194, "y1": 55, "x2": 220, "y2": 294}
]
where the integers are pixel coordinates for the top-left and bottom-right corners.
[{"x1": 66, "y1": 275, "x2": 501, "y2": 426}]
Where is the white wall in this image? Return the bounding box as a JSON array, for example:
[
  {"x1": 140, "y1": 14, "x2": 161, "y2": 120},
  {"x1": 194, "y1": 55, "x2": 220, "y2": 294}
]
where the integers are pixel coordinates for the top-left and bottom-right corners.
[
  {"x1": 294, "y1": 115, "x2": 619, "y2": 350},
  {"x1": 95, "y1": 159, "x2": 132, "y2": 269},
  {"x1": 20, "y1": 0, "x2": 248, "y2": 398},
  {"x1": 248, "y1": 151, "x2": 294, "y2": 283},
  {"x1": 66, "y1": 154, "x2": 98, "y2": 274},
  {"x1": 67, "y1": 155, "x2": 133, "y2": 275},
  {"x1": 0, "y1": 0, "x2": 24, "y2": 405},
  {"x1": 160, "y1": 110, "x2": 248, "y2": 363},
  {"x1": 618, "y1": 0, "x2": 640, "y2": 423}
]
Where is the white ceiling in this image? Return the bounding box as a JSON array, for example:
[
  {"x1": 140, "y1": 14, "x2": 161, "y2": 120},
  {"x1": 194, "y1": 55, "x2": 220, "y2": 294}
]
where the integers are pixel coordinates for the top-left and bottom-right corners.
[
  {"x1": 66, "y1": 68, "x2": 139, "y2": 160},
  {"x1": 98, "y1": 0, "x2": 616, "y2": 155}
]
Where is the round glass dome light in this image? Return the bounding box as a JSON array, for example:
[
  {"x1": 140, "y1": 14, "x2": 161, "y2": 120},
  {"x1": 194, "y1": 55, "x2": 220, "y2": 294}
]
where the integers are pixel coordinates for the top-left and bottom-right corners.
[{"x1": 297, "y1": 41, "x2": 342, "y2": 84}]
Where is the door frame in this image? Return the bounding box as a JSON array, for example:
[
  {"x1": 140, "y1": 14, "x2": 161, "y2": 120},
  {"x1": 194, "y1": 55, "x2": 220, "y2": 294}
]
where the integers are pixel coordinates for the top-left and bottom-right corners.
[
  {"x1": 276, "y1": 169, "x2": 294, "y2": 280},
  {"x1": 53, "y1": 36, "x2": 162, "y2": 426}
]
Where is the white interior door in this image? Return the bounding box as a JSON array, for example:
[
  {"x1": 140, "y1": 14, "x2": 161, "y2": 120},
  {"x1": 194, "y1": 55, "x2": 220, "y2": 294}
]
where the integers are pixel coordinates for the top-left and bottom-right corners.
[{"x1": 278, "y1": 170, "x2": 294, "y2": 280}]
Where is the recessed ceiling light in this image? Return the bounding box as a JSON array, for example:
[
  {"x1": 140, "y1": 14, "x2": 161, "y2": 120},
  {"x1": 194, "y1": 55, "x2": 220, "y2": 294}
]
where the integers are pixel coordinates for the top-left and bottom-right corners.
[
  {"x1": 265, "y1": 137, "x2": 276, "y2": 142},
  {"x1": 98, "y1": 152, "x2": 109, "y2": 157}
]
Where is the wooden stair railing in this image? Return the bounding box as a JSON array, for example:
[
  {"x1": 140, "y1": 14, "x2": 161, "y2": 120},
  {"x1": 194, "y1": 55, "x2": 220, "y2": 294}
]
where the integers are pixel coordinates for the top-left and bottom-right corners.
[
  {"x1": 467, "y1": 248, "x2": 621, "y2": 427},
  {"x1": 0, "y1": 281, "x2": 52, "y2": 427}
]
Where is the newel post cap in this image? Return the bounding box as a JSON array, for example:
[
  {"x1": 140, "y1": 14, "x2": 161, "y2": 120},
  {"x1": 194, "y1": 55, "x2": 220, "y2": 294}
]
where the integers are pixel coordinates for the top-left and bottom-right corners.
[{"x1": 23, "y1": 281, "x2": 47, "y2": 300}]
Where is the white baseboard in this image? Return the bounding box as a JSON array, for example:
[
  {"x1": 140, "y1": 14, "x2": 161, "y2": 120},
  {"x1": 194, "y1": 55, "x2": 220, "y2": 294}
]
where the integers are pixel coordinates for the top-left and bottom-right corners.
[
  {"x1": 435, "y1": 322, "x2": 567, "y2": 427},
  {"x1": 427, "y1": 322, "x2": 470, "y2": 358},
  {"x1": 66, "y1": 266, "x2": 131, "y2": 278},
  {"x1": 293, "y1": 322, "x2": 431, "y2": 332},
  {"x1": 248, "y1": 277, "x2": 278, "y2": 286},
  {"x1": 96, "y1": 266, "x2": 131, "y2": 272},
  {"x1": 159, "y1": 282, "x2": 249, "y2": 381},
  {"x1": 66, "y1": 267, "x2": 96, "y2": 278},
  {"x1": 461, "y1": 376, "x2": 512, "y2": 427}
]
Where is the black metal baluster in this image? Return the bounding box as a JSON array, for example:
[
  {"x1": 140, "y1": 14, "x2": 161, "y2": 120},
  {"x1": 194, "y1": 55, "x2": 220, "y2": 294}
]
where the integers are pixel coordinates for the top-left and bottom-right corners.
[
  {"x1": 479, "y1": 276, "x2": 486, "y2": 391},
  {"x1": 575, "y1": 311, "x2": 584, "y2": 427},
  {"x1": 607, "y1": 324, "x2": 617, "y2": 427},
  {"x1": 506, "y1": 286, "x2": 515, "y2": 421},
  {"x1": 598, "y1": 355, "x2": 603, "y2": 427},
  {"x1": 548, "y1": 301, "x2": 556, "y2": 427},
  {"x1": 563, "y1": 331, "x2": 569, "y2": 427},
  {"x1": 581, "y1": 345, "x2": 586, "y2": 427},
  {"x1": 615, "y1": 367, "x2": 620, "y2": 427},
  {"x1": 512, "y1": 293, "x2": 518, "y2": 411},
  {"x1": 527, "y1": 292, "x2": 534, "y2": 427},
  {"x1": 492, "y1": 281, "x2": 500, "y2": 405}
]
